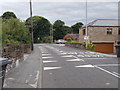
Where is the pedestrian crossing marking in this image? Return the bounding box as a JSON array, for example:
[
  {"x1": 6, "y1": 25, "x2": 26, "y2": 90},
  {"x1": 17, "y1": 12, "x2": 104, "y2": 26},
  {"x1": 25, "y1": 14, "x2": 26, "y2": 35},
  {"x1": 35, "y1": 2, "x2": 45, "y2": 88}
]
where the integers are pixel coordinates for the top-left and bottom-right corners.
[
  {"x1": 75, "y1": 64, "x2": 95, "y2": 68},
  {"x1": 44, "y1": 67, "x2": 61, "y2": 71},
  {"x1": 43, "y1": 61, "x2": 57, "y2": 63},
  {"x1": 61, "y1": 55, "x2": 73, "y2": 58},
  {"x1": 42, "y1": 57, "x2": 53, "y2": 59},
  {"x1": 42, "y1": 54, "x2": 51, "y2": 56},
  {"x1": 66, "y1": 59, "x2": 83, "y2": 62}
]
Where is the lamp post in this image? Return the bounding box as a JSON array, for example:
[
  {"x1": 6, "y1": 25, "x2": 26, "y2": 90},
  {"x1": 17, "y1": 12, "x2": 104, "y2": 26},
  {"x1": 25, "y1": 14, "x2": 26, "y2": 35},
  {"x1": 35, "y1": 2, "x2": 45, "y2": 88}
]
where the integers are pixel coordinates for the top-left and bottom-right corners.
[
  {"x1": 85, "y1": 0, "x2": 88, "y2": 48},
  {"x1": 30, "y1": 0, "x2": 34, "y2": 50}
]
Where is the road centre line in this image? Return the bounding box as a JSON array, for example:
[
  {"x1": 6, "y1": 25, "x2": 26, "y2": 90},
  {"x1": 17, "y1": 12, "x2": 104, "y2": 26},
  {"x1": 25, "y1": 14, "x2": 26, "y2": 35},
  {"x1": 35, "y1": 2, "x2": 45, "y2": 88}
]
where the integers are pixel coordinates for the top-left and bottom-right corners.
[{"x1": 94, "y1": 65, "x2": 120, "y2": 79}]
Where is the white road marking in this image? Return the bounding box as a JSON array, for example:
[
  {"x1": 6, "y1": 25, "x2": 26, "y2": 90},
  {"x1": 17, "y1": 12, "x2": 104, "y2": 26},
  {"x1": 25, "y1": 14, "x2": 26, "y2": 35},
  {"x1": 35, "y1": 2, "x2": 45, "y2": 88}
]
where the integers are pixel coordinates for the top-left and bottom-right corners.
[
  {"x1": 67, "y1": 59, "x2": 83, "y2": 62},
  {"x1": 59, "y1": 53, "x2": 67, "y2": 55},
  {"x1": 72, "y1": 56, "x2": 84, "y2": 61},
  {"x1": 77, "y1": 55, "x2": 85, "y2": 57},
  {"x1": 113, "y1": 72, "x2": 120, "y2": 76},
  {"x1": 42, "y1": 57, "x2": 53, "y2": 59},
  {"x1": 61, "y1": 55, "x2": 73, "y2": 57},
  {"x1": 43, "y1": 61, "x2": 57, "y2": 63},
  {"x1": 94, "y1": 65, "x2": 120, "y2": 78},
  {"x1": 44, "y1": 67, "x2": 61, "y2": 71},
  {"x1": 75, "y1": 64, "x2": 95, "y2": 68},
  {"x1": 67, "y1": 52, "x2": 77, "y2": 55},
  {"x1": 96, "y1": 64, "x2": 120, "y2": 67},
  {"x1": 42, "y1": 54, "x2": 51, "y2": 56}
]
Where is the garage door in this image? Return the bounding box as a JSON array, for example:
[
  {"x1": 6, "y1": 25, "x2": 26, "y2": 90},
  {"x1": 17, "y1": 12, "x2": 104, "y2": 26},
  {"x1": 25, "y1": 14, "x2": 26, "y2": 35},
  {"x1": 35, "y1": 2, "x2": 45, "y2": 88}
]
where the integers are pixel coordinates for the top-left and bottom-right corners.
[{"x1": 93, "y1": 43, "x2": 114, "y2": 53}]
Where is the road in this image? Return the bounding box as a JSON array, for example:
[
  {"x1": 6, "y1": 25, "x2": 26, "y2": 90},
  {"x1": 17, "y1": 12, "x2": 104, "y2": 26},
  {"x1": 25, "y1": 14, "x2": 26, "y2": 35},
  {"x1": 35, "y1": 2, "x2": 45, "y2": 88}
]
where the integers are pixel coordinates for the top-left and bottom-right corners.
[{"x1": 39, "y1": 44, "x2": 119, "y2": 88}]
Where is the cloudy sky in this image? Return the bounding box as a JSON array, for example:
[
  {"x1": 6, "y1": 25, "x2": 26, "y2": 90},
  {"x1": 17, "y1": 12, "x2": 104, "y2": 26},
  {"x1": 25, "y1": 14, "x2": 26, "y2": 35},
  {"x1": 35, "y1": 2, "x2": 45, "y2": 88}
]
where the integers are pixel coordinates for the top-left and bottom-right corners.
[{"x1": 0, "y1": 0, "x2": 119, "y2": 26}]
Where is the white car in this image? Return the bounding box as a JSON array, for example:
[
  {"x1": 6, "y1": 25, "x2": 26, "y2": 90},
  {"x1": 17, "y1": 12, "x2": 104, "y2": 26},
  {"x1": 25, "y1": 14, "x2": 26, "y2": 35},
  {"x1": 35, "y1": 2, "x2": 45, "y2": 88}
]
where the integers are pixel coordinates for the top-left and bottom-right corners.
[{"x1": 55, "y1": 39, "x2": 67, "y2": 44}]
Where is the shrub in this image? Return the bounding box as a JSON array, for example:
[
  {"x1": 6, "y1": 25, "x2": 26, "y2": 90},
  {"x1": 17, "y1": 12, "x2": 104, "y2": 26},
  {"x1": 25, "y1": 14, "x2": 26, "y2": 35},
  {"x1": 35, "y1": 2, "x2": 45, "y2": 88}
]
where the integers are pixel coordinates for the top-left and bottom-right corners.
[
  {"x1": 86, "y1": 43, "x2": 95, "y2": 51},
  {"x1": 66, "y1": 39, "x2": 82, "y2": 45}
]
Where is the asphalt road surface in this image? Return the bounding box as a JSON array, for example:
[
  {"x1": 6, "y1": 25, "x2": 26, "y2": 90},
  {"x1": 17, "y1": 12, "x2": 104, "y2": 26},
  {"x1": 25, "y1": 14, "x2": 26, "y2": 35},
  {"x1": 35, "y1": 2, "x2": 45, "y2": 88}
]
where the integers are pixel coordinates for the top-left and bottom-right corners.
[{"x1": 39, "y1": 44, "x2": 119, "y2": 88}]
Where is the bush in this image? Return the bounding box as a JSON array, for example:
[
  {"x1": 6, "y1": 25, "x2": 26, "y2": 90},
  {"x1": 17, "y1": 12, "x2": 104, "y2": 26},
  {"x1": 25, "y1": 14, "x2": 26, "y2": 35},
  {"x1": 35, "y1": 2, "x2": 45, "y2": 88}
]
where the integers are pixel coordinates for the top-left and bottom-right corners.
[
  {"x1": 86, "y1": 43, "x2": 95, "y2": 51},
  {"x1": 2, "y1": 18, "x2": 31, "y2": 46},
  {"x1": 66, "y1": 38, "x2": 82, "y2": 45}
]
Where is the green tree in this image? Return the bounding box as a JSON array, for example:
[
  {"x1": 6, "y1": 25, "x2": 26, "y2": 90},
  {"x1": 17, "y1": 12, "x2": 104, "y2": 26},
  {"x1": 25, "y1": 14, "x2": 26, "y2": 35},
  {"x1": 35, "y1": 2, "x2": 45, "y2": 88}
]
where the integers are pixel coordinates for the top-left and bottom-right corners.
[
  {"x1": 2, "y1": 11, "x2": 17, "y2": 19},
  {"x1": 53, "y1": 20, "x2": 65, "y2": 40},
  {"x1": 63, "y1": 26, "x2": 72, "y2": 34},
  {"x1": 26, "y1": 16, "x2": 51, "y2": 43},
  {"x1": 53, "y1": 20, "x2": 72, "y2": 40},
  {"x1": 71, "y1": 22, "x2": 83, "y2": 33},
  {"x1": 2, "y1": 18, "x2": 31, "y2": 45}
]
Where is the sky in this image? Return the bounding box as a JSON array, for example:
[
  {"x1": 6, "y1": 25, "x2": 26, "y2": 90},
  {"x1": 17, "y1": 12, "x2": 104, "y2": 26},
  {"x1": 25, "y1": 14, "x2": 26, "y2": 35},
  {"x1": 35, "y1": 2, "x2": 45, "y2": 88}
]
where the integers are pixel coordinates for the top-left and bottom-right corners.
[{"x1": 0, "y1": 0, "x2": 119, "y2": 26}]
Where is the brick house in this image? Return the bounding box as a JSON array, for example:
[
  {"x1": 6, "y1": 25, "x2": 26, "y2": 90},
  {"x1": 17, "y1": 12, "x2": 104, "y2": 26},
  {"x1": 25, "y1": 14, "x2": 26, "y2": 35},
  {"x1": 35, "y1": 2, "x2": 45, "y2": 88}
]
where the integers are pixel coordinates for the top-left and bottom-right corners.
[
  {"x1": 64, "y1": 34, "x2": 79, "y2": 41},
  {"x1": 79, "y1": 19, "x2": 120, "y2": 53}
]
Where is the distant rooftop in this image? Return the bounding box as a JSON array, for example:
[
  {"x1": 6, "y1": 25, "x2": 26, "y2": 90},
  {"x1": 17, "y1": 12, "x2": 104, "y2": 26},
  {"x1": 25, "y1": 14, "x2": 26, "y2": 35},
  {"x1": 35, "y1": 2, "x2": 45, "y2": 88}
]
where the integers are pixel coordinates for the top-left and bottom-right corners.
[{"x1": 88, "y1": 19, "x2": 120, "y2": 27}]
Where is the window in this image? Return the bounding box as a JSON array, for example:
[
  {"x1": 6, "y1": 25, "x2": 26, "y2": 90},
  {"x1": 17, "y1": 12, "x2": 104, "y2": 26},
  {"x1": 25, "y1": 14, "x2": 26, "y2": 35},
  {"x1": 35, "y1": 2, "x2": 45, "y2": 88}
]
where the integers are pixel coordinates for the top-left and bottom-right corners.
[
  {"x1": 83, "y1": 29, "x2": 85, "y2": 35},
  {"x1": 119, "y1": 28, "x2": 120, "y2": 35},
  {"x1": 107, "y1": 28, "x2": 112, "y2": 35}
]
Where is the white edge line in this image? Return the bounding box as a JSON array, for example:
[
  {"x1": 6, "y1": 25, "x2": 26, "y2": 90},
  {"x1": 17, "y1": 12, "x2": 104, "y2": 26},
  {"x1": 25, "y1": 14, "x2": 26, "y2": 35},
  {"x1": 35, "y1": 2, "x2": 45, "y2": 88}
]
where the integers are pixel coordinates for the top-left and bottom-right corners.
[
  {"x1": 94, "y1": 65, "x2": 120, "y2": 79},
  {"x1": 113, "y1": 72, "x2": 120, "y2": 76}
]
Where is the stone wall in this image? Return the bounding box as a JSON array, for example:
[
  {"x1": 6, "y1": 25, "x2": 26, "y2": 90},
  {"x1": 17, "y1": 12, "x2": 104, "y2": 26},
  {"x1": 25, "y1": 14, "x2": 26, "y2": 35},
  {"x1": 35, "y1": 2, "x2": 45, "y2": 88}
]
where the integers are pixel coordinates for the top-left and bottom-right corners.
[
  {"x1": 1, "y1": 44, "x2": 32, "y2": 71},
  {"x1": 65, "y1": 44, "x2": 85, "y2": 50}
]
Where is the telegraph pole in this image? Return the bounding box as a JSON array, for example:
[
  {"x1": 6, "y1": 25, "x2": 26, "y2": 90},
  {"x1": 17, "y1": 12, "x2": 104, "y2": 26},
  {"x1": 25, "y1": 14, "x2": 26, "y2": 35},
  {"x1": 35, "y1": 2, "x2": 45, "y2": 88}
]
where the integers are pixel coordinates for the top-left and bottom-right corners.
[
  {"x1": 30, "y1": 0, "x2": 34, "y2": 50},
  {"x1": 85, "y1": 0, "x2": 88, "y2": 48},
  {"x1": 50, "y1": 25, "x2": 53, "y2": 43}
]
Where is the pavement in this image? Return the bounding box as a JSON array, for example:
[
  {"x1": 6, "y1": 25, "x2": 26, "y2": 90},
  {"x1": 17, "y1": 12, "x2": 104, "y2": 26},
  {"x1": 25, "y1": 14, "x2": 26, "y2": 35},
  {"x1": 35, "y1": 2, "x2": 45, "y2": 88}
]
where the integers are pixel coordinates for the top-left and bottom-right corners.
[
  {"x1": 3, "y1": 44, "x2": 42, "y2": 88},
  {"x1": 3, "y1": 44, "x2": 120, "y2": 88}
]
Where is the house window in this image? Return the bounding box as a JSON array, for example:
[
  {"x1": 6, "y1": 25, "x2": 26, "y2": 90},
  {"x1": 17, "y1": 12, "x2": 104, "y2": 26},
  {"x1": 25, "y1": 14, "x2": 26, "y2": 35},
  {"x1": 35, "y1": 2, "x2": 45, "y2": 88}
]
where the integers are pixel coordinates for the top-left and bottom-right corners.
[
  {"x1": 107, "y1": 28, "x2": 112, "y2": 35},
  {"x1": 119, "y1": 28, "x2": 120, "y2": 35},
  {"x1": 83, "y1": 29, "x2": 85, "y2": 35}
]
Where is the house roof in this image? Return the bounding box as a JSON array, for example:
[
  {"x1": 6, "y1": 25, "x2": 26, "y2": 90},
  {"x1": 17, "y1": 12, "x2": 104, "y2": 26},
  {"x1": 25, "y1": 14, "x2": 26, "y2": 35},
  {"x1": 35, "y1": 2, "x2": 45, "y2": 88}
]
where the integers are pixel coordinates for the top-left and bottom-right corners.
[
  {"x1": 88, "y1": 19, "x2": 120, "y2": 27},
  {"x1": 67, "y1": 34, "x2": 79, "y2": 39}
]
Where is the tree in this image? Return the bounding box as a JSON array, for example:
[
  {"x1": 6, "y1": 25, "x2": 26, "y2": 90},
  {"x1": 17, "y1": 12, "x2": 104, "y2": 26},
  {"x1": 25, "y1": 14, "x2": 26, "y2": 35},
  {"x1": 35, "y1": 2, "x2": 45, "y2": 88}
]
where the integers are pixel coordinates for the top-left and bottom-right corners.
[
  {"x1": 2, "y1": 18, "x2": 31, "y2": 45},
  {"x1": 71, "y1": 22, "x2": 83, "y2": 33},
  {"x1": 26, "y1": 16, "x2": 51, "y2": 43},
  {"x1": 63, "y1": 26, "x2": 72, "y2": 34},
  {"x1": 53, "y1": 20, "x2": 65, "y2": 40},
  {"x1": 53, "y1": 20, "x2": 73, "y2": 40},
  {"x1": 2, "y1": 11, "x2": 17, "y2": 19}
]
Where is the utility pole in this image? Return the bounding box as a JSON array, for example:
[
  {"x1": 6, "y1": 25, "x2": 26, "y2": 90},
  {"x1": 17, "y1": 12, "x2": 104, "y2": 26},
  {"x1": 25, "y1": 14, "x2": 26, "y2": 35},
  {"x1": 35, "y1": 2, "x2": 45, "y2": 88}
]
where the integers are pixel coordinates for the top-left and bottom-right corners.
[
  {"x1": 30, "y1": 0, "x2": 34, "y2": 50},
  {"x1": 85, "y1": 0, "x2": 88, "y2": 48},
  {"x1": 50, "y1": 25, "x2": 53, "y2": 43}
]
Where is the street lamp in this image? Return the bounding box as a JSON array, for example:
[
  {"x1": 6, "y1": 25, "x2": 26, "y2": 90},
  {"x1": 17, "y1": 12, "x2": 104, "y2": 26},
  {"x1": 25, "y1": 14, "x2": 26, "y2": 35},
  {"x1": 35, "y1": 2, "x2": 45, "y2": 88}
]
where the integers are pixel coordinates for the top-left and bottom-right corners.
[
  {"x1": 85, "y1": 0, "x2": 88, "y2": 48},
  {"x1": 30, "y1": 0, "x2": 34, "y2": 50}
]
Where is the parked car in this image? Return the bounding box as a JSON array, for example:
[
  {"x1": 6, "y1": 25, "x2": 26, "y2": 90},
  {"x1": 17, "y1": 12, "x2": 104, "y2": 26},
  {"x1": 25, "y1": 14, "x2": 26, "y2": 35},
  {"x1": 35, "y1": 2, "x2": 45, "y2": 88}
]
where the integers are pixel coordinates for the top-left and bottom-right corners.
[{"x1": 55, "y1": 39, "x2": 67, "y2": 44}]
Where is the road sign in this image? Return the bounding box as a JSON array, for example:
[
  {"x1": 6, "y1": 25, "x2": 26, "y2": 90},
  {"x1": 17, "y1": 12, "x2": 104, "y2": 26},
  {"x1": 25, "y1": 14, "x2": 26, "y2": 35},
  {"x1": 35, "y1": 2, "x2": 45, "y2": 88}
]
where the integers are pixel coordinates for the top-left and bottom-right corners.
[{"x1": 84, "y1": 36, "x2": 89, "y2": 40}]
